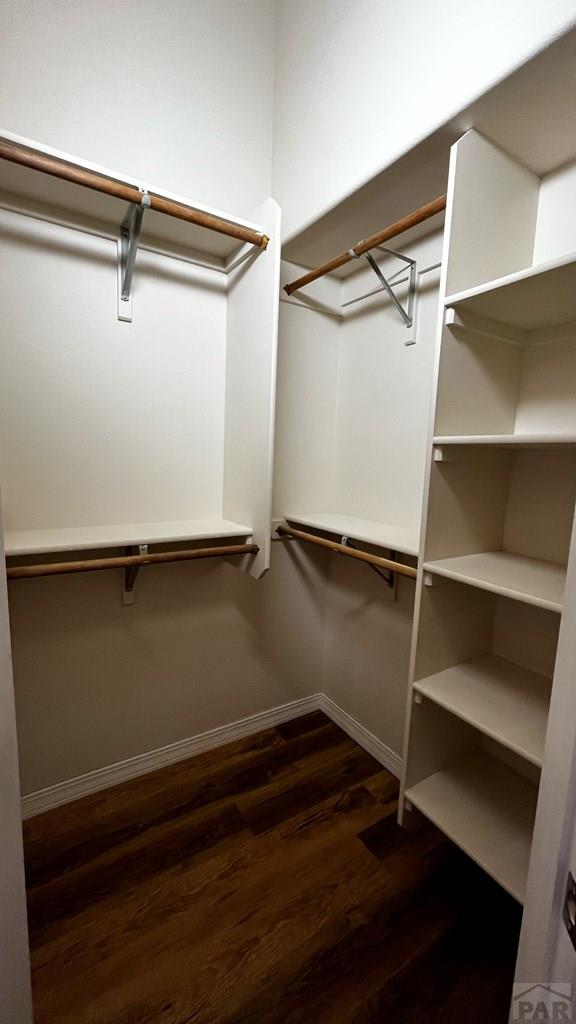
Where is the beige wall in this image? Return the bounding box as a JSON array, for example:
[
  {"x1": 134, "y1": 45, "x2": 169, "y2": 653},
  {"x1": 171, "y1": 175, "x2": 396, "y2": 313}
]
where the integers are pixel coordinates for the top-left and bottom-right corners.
[
  {"x1": 0, "y1": 0, "x2": 275, "y2": 217},
  {"x1": 322, "y1": 559, "x2": 417, "y2": 755},
  {"x1": 0, "y1": 210, "x2": 329, "y2": 798},
  {"x1": 11, "y1": 544, "x2": 328, "y2": 794}
]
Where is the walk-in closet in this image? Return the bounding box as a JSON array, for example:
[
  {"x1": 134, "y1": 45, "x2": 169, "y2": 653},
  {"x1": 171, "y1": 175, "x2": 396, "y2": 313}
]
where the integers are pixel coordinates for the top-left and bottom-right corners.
[{"x1": 2, "y1": 5, "x2": 576, "y2": 1023}]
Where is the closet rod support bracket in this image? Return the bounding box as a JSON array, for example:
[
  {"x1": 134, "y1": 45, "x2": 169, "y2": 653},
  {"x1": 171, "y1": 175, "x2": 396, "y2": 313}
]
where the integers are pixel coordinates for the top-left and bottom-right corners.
[
  {"x1": 117, "y1": 191, "x2": 151, "y2": 322},
  {"x1": 341, "y1": 536, "x2": 397, "y2": 594},
  {"x1": 364, "y1": 248, "x2": 416, "y2": 331},
  {"x1": 122, "y1": 544, "x2": 149, "y2": 605}
]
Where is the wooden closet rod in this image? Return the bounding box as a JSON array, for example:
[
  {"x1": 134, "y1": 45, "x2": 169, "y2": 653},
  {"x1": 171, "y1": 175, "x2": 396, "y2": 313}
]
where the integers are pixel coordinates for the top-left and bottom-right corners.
[
  {"x1": 6, "y1": 543, "x2": 258, "y2": 580},
  {"x1": 284, "y1": 195, "x2": 446, "y2": 295},
  {"x1": 277, "y1": 525, "x2": 417, "y2": 579},
  {"x1": 0, "y1": 139, "x2": 269, "y2": 249}
]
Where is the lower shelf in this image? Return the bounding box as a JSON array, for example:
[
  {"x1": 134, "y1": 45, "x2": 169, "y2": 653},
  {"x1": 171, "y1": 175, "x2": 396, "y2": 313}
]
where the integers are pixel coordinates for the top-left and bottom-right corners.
[
  {"x1": 404, "y1": 750, "x2": 538, "y2": 903},
  {"x1": 4, "y1": 518, "x2": 252, "y2": 556}
]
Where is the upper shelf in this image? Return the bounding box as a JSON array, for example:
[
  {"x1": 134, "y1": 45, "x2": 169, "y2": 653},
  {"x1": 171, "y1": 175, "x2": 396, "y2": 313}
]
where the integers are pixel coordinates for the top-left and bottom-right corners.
[
  {"x1": 434, "y1": 434, "x2": 576, "y2": 449},
  {"x1": 4, "y1": 519, "x2": 252, "y2": 557},
  {"x1": 285, "y1": 512, "x2": 420, "y2": 557},
  {"x1": 445, "y1": 251, "x2": 576, "y2": 332},
  {"x1": 0, "y1": 130, "x2": 266, "y2": 263},
  {"x1": 424, "y1": 551, "x2": 566, "y2": 613}
]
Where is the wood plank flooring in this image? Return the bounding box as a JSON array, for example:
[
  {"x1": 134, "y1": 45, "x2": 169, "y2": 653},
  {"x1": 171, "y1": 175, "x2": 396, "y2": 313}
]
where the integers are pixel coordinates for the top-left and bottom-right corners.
[{"x1": 23, "y1": 712, "x2": 521, "y2": 1023}]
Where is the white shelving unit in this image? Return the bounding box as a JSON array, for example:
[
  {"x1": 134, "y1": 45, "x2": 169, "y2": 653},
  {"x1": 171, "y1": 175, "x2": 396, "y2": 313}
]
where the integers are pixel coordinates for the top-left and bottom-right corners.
[
  {"x1": 0, "y1": 131, "x2": 281, "y2": 579},
  {"x1": 400, "y1": 128, "x2": 576, "y2": 904},
  {"x1": 405, "y1": 750, "x2": 538, "y2": 903},
  {"x1": 445, "y1": 250, "x2": 576, "y2": 332}
]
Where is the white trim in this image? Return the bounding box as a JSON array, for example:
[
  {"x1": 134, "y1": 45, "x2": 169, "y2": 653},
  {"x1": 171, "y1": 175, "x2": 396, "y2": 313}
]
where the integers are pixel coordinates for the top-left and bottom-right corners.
[
  {"x1": 21, "y1": 692, "x2": 402, "y2": 819},
  {"x1": 320, "y1": 694, "x2": 402, "y2": 779},
  {"x1": 21, "y1": 695, "x2": 321, "y2": 819}
]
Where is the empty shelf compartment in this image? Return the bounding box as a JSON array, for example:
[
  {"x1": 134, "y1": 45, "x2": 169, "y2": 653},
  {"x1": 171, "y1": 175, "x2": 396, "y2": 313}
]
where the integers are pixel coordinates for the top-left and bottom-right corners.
[
  {"x1": 424, "y1": 552, "x2": 565, "y2": 613},
  {"x1": 405, "y1": 750, "x2": 538, "y2": 903},
  {"x1": 414, "y1": 654, "x2": 551, "y2": 766},
  {"x1": 445, "y1": 251, "x2": 576, "y2": 332}
]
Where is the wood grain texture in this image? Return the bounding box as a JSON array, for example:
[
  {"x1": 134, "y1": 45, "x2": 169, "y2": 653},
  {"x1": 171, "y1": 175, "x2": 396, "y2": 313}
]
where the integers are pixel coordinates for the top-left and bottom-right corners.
[
  {"x1": 283, "y1": 195, "x2": 447, "y2": 295},
  {"x1": 7, "y1": 543, "x2": 258, "y2": 580},
  {"x1": 24, "y1": 712, "x2": 520, "y2": 1023},
  {"x1": 0, "y1": 138, "x2": 268, "y2": 248},
  {"x1": 277, "y1": 525, "x2": 417, "y2": 579}
]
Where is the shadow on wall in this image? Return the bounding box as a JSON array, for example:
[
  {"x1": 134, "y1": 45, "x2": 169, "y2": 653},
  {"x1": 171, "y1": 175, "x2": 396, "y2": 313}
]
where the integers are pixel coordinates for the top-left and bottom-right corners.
[
  {"x1": 321, "y1": 550, "x2": 417, "y2": 755},
  {"x1": 8, "y1": 540, "x2": 329, "y2": 793}
]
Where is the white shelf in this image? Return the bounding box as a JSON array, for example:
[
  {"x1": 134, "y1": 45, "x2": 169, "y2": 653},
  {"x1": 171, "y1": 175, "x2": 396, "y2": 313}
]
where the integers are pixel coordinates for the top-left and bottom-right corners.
[
  {"x1": 445, "y1": 250, "x2": 576, "y2": 332},
  {"x1": 424, "y1": 551, "x2": 565, "y2": 613},
  {"x1": 0, "y1": 129, "x2": 264, "y2": 262},
  {"x1": 285, "y1": 512, "x2": 419, "y2": 557},
  {"x1": 434, "y1": 434, "x2": 576, "y2": 449},
  {"x1": 414, "y1": 654, "x2": 551, "y2": 767},
  {"x1": 4, "y1": 519, "x2": 252, "y2": 557},
  {"x1": 405, "y1": 750, "x2": 538, "y2": 903}
]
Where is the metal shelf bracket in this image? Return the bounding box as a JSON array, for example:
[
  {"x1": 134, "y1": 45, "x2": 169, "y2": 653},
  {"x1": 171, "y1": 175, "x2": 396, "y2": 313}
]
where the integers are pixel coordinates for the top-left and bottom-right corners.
[
  {"x1": 363, "y1": 246, "x2": 416, "y2": 329},
  {"x1": 341, "y1": 535, "x2": 397, "y2": 595},
  {"x1": 122, "y1": 544, "x2": 149, "y2": 606},
  {"x1": 343, "y1": 245, "x2": 417, "y2": 340},
  {"x1": 117, "y1": 191, "x2": 151, "y2": 322}
]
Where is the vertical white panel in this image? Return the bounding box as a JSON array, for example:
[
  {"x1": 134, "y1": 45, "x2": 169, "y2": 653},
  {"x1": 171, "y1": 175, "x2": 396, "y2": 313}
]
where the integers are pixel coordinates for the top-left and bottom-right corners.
[
  {"x1": 445, "y1": 130, "x2": 540, "y2": 297},
  {"x1": 223, "y1": 199, "x2": 281, "y2": 577},
  {"x1": 434, "y1": 326, "x2": 521, "y2": 436},
  {"x1": 503, "y1": 450, "x2": 576, "y2": 565},
  {"x1": 0, "y1": 495, "x2": 32, "y2": 1023},
  {"x1": 274, "y1": 300, "x2": 340, "y2": 518},
  {"x1": 515, "y1": 511, "x2": 576, "y2": 983},
  {"x1": 424, "y1": 457, "x2": 510, "y2": 562},
  {"x1": 515, "y1": 337, "x2": 576, "y2": 435},
  {"x1": 492, "y1": 598, "x2": 560, "y2": 679},
  {"x1": 399, "y1": 131, "x2": 466, "y2": 818},
  {"x1": 533, "y1": 159, "x2": 576, "y2": 265}
]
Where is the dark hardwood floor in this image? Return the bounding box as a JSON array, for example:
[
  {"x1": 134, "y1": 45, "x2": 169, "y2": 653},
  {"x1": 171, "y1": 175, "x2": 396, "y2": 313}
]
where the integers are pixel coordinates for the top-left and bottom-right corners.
[{"x1": 23, "y1": 712, "x2": 521, "y2": 1023}]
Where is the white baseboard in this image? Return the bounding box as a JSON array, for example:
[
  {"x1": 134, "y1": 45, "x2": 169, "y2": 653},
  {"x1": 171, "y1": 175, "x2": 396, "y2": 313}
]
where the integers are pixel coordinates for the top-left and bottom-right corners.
[
  {"x1": 319, "y1": 694, "x2": 402, "y2": 779},
  {"x1": 21, "y1": 694, "x2": 322, "y2": 819},
  {"x1": 21, "y1": 692, "x2": 402, "y2": 819}
]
